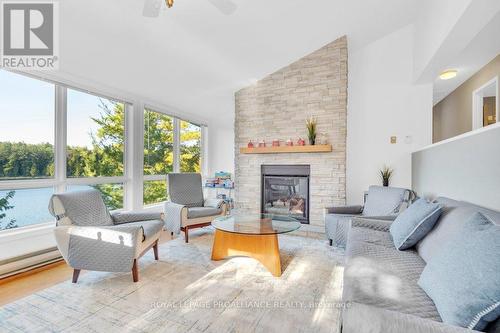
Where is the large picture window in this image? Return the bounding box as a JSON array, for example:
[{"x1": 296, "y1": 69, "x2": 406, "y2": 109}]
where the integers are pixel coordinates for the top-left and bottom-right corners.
[
  {"x1": 67, "y1": 89, "x2": 125, "y2": 178},
  {"x1": 180, "y1": 120, "x2": 201, "y2": 173},
  {"x1": 143, "y1": 109, "x2": 173, "y2": 206},
  {"x1": 0, "y1": 69, "x2": 205, "y2": 231},
  {"x1": 0, "y1": 70, "x2": 55, "y2": 180}
]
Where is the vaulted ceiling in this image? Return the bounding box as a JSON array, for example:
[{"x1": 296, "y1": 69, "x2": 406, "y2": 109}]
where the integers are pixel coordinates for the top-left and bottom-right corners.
[{"x1": 59, "y1": 0, "x2": 418, "y2": 125}]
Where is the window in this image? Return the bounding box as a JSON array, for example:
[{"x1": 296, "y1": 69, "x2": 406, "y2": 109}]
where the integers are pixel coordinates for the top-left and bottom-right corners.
[
  {"x1": 0, "y1": 70, "x2": 205, "y2": 231},
  {"x1": 143, "y1": 109, "x2": 173, "y2": 206},
  {"x1": 67, "y1": 89, "x2": 125, "y2": 178},
  {"x1": 0, "y1": 70, "x2": 55, "y2": 180},
  {"x1": 144, "y1": 109, "x2": 174, "y2": 176},
  {"x1": 180, "y1": 120, "x2": 201, "y2": 173},
  {"x1": 0, "y1": 187, "x2": 54, "y2": 230},
  {"x1": 143, "y1": 180, "x2": 167, "y2": 206}
]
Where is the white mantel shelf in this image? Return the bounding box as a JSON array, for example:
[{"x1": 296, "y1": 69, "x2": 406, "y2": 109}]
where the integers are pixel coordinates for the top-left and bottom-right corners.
[{"x1": 240, "y1": 144, "x2": 332, "y2": 154}]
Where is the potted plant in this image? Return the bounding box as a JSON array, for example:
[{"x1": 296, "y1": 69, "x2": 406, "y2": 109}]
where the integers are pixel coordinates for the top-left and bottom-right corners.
[
  {"x1": 306, "y1": 116, "x2": 317, "y2": 145},
  {"x1": 380, "y1": 166, "x2": 393, "y2": 187}
]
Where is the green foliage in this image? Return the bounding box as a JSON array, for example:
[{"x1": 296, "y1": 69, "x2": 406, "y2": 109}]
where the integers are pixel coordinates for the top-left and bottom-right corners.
[
  {"x1": 305, "y1": 116, "x2": 317, "y2": 144},
  {"x1": 0, "y1": 101, "x2": 201, "y2": 215},
  {"x1": 0, "y1": 191, "x2": 17, "y2": 230},
  {"x1": 0, "y1": 142, "x2": 54, "y2": 179},
  {"x1": 380, "y1": 165, "x2": 394, "y2": 186}
]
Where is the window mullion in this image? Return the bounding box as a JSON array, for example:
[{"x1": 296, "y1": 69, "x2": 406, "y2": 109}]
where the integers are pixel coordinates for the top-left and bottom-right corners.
[
  {"x1": 173, "y1": 118, "x2": 180, "y2": 173},
  {"x1": 54, "y1": 85, "x2": 67, "y2": 193}
]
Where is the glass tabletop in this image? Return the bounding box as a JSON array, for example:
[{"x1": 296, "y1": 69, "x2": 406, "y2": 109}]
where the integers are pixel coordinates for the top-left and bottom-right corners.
[{"x1": 212, "y1": 213, "x2": 301, "y2": 235}]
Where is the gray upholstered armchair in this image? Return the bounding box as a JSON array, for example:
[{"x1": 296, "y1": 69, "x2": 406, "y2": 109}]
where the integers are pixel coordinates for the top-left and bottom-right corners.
[
  {"x1": 49, "y1": 189, "x2": 164, "y2": 283},
  {"x1": 164, "y1": 173, "x2": 227, "y2": 243},
  {"x1": 324, "y1": 185, "x2": 414, "y2": 248}
]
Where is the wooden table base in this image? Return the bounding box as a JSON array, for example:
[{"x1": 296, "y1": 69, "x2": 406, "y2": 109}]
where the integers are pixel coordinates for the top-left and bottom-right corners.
[{"x1": 211, "y1": 229, "x2": 282, "y2": 277}]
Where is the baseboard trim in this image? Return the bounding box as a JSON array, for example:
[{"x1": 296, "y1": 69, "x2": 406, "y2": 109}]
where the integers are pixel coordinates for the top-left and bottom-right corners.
[{"x1": 0, "y1": 248, "x2": 62, "y2": 279}]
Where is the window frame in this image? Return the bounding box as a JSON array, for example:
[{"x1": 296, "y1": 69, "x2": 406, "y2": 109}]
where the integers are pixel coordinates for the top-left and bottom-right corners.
[{"x1": 0, "y1": 70, "x2": 207, "y2": 232}]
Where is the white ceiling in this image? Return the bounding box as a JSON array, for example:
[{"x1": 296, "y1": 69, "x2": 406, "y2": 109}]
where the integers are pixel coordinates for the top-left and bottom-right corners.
[
  {"x1": 59, "y1": 0, "x2": 418, "y2": 126},
  {"x1": 432, "y1": 11, "x2": 500, "y2": 105}
]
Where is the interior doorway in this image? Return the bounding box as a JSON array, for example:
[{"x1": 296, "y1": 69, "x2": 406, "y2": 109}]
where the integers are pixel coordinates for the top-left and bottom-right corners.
[{"x1": 472, "y1": 76, "x2": 498, "y2": 130}]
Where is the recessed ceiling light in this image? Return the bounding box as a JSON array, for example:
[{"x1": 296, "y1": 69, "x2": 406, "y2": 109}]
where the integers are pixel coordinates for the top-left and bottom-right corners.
[{"x1": 439, "y1": 69, "x2": 458, "y2": 80}]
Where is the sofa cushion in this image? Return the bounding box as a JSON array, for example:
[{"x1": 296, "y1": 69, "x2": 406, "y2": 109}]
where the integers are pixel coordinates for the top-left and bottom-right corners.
[
  {"x1": 389, "y1": 198, "x2": 442, "y2": 250},
  {"x1": 187, "y1": 207, "x2": 221, "y2": 219},
  {"x1": 416, "y1": 197, "x2": 500, "y2": 263},
  {"x1": 418, "y1": 212, "x2": 500, "y2": 331},
  {"x1": 362, "y1": 186, "x2": 408, "y2": 216},
  {"x1": 344, "y1": 226, "x2": 441, "y2": 321}
]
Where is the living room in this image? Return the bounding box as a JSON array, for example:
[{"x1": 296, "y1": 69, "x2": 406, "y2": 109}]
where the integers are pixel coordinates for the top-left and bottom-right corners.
[{"x1": 0, "y1": 0, "x2": 499, "y2": 332}]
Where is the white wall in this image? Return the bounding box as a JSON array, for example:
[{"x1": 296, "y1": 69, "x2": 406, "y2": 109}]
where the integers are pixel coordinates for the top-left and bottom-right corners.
[
  {"x1": 413, "y1": 0, "x2": 472, "y2": 81},
  {"x1": 347, "y1": 25, "x2": 433, "y2": 205},
  {"x1": 207, "y1": 121, "x2": 235, "y2": 177},
  {"x1": 413, "y1": 0, "x2": 500, "y2": 83}
]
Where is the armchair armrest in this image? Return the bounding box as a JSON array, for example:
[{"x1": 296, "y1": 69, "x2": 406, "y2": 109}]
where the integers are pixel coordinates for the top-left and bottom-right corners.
[
  {"x1": 324, "y1": 205, "x2": 364, "y2": 215},
  {"x1": 54, "y1": 224, "x2": 144, "y2": 272},
  {"x1": 111, "y1": 210, "x2": 163, "y2": 225}
]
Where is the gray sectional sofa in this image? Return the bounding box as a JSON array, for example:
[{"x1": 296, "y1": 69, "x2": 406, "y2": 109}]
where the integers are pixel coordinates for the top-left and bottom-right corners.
[{"x1": 340, "y1": 197, "x2": 500, "y2": 333}]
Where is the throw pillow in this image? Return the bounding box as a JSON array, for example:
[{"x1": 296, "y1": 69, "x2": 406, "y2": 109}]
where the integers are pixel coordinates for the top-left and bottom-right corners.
[
  {"x1": 418, "y1": 212, "x2": 500, "y2": 331},
  {"x1": 389, "y1": 198, "x2": 442, "y2": 250}
]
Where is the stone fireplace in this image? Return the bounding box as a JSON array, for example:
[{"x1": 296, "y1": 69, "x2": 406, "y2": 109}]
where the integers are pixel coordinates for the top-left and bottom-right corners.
[
  {"x1": 234, "y1": 36, "x2": 347, "y2": 227},
  {"x1": 262, "y1": 165, "x2": 310, "y2": 223}
]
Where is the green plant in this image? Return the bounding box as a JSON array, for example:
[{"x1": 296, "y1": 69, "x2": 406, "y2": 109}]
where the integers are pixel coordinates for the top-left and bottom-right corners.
[
  {"x1": 380, "y1": 166, "x2": 393, "y2": 187},
  {"x1": 306, "y1": 116, "x2": 317, "y2": 145},
  {"x1": 0, "y1": 190, "x2": 17, "y2": 230}
]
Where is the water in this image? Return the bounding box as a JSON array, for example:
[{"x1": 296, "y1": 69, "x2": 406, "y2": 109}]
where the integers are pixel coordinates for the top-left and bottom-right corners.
[{"x1": 0, "y1": 186, "x2": 92, "y2": 230}]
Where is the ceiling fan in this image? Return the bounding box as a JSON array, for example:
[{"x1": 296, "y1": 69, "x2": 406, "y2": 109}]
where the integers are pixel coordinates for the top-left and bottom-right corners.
[{"x1": 143, "y1": 0, "x2": 237, "y2": 17}]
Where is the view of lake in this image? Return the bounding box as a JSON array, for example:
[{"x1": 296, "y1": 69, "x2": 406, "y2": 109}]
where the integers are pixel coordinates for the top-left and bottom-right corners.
[{"x1": 0, "y1": 186, "x2": 93, "y2": 229}]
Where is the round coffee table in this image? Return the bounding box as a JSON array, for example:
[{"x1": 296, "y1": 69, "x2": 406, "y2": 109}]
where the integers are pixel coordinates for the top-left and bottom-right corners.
[{"x1": 211, "y1": 214, "x2": 301, "y2": 277}]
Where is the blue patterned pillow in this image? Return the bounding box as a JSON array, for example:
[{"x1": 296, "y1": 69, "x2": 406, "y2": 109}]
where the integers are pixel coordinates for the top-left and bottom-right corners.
[
  {"x1": 418, "y1": 212, "x2": 500, "y2": 330},
  {"x1": 389, "y1": 198, "x2": 442, "y2": 250}
]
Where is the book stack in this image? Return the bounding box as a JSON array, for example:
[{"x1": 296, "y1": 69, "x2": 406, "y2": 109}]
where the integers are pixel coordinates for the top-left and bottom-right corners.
[{"x1": 205, "y1": 171, "x2": 234, "y2": 188}]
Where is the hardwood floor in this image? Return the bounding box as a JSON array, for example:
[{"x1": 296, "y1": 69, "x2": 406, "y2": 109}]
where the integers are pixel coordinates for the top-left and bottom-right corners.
[
  {"x1": 0, "y1": 230, "x2": 174, "y2": 307},
  {"x1": 0, "y1": 260, "x2": 74, "y2": 307}
]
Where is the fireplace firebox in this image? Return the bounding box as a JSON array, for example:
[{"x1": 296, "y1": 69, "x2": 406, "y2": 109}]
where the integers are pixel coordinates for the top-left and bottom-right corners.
[{"x1": 261, "y1": 165, "x2": 310, "y2": 224}]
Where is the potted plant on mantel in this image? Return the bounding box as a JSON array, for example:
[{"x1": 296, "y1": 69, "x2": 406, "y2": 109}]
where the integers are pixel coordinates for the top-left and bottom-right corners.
[
  {"x1": 380, "y1": 165, "x2": 393, "y2": 187},
  {"x1": 306, "y1": 116, "x2": 317, "y2": 145}
]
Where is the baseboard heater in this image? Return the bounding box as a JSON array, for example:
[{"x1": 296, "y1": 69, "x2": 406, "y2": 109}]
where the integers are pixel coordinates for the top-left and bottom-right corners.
[{"x1": 0, "y1": 247, "x2": 62, "y2": 279}]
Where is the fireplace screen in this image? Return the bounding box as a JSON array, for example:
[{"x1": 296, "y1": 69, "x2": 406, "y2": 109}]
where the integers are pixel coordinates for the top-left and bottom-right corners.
[{"x1": 261, "y1": 165, "x2": 310, "y2": 223}]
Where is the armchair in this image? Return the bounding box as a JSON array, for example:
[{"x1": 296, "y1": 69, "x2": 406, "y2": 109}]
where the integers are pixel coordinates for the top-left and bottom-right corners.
[
  {"x1": 324, "y1": 185, "x2": 414, "y2": 248},
  {"x1": 164, "y1": 173, "x2": 227, "y2": 243},
  {"x1": 49, "y1": 189, "x2": 164, "y2": 283}
]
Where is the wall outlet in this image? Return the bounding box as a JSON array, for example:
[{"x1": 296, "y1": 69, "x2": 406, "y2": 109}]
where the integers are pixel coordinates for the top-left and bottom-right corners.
[{"x1": 390, "y1": 136, "x2": 397, "y2": 144}]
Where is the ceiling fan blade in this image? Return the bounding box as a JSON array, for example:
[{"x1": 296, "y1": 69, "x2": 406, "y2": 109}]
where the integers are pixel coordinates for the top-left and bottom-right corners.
[
  {"x1": 207, "y1": 0, "x2": 237, "y2": 15},
  {"x1": 143, "y1": 0, "x2": 162, "y2": 17}
]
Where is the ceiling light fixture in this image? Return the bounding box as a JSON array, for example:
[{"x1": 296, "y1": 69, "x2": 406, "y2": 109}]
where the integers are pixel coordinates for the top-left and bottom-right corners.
[{"x1": 439, "y1": 69, "x2": 458, "y2": 80}]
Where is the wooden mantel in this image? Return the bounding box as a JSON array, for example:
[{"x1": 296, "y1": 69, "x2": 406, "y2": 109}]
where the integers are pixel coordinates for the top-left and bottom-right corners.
[{"x1": 240, "y1": 144, "x2": 332, "y2": 154}]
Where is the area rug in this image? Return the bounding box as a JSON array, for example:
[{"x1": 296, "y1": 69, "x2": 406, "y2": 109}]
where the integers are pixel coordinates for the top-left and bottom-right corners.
[{"x1": 0, "y1": 228, "x2": 344, "y2": 333}]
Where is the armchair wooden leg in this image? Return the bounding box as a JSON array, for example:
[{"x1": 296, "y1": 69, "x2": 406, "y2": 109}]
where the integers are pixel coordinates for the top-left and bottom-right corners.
[
  {"x1": 153, "y1": 240, "x2": 159, "y2": 260},
  {"x1": 184, "y1": 226, "x2": 189, "y2": 243},
  {"x1": 72, "y1": 269, "x2": 81, "y2": 283},
  {"x1": 132, "y1": 259, "x2": 139, "y2": 282}
]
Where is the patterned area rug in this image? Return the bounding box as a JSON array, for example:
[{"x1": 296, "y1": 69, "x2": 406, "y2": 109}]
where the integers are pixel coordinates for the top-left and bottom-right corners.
[{"x1": 0, "y1": 228, "x2": 344, "y2": 333}]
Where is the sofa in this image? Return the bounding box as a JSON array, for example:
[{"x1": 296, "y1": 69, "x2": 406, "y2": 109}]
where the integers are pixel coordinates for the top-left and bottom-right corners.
[{"x1": 340, "y1": 197, "x2": 500, "y2": 333}]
